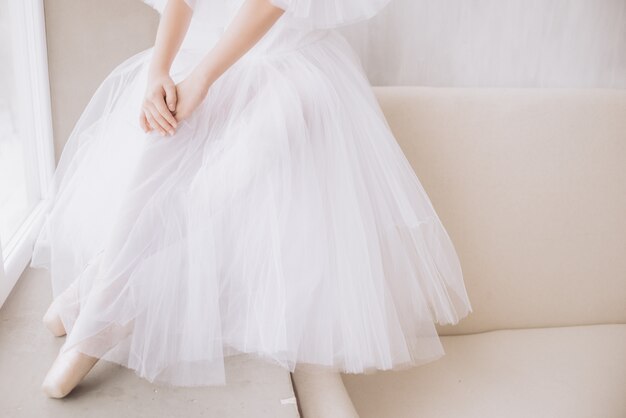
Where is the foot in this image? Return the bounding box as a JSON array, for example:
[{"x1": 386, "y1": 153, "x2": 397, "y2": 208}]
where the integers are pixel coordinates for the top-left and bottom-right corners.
[
  {"x1": 42, "y1": 280, "x2": 81, "y2": 337},
  {"x1": 41, "y1": 346, "x2": 99, "y2": 398},
  {"x1": 42, "y1": 306, "x2": 66, "y2": 337}
]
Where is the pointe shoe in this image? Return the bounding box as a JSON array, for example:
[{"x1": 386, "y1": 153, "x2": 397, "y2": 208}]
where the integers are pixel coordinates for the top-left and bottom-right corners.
[
  {"x1": 41, "y1": 346, "x2": 99, "y2": 398},
  {"x1": 42, "y1": 281, "x2": 81, "y2": 337},
  {"x1": 42, "y1": 306, "x2": 66, "y2": 337}
]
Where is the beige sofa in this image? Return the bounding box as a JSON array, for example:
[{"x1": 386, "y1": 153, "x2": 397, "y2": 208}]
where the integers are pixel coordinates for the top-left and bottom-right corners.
[{"x1": 341, "y1": 87, "x2": 626, "y2": 418}]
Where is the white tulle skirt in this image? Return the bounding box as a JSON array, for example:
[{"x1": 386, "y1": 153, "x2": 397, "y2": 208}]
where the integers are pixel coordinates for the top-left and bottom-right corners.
[{"x1": 31, "y1": 26, "x2": 472, "y2": 386}]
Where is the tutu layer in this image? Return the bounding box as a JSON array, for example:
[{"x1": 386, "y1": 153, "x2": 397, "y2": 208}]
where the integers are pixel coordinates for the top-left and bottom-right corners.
[{"x1": 31, "y1": 26, "x2": 472, "y2": 386}]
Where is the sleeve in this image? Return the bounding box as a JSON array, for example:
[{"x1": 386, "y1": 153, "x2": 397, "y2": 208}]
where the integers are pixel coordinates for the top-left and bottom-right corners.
[
  {"x1": 141, "y1": 0, "x2": 195, "y2": 15},
  {"x1": 141, "y1": 0, "x2": 238, "y2": 29},
  {"x1": 142, "y1": 0, "x2": 392, "y2": 30},
  {"x1": 268, "y1": 0, "x2": 393, "y2": 29}
]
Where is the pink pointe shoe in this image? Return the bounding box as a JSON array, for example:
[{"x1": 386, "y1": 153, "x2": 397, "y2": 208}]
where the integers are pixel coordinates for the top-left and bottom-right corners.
[
  {"x1": 42, "y1": 305, "x2": 66, "y2": 337},
  {"x1": 42, "y1": 319, "x2": 134, "y2": 398},
  {"x1": 41, "y1": 346, "x2": 99, "y2": 398},
  {"x1": 42, "y1": 281, "x2": 80, "y2": 337}
]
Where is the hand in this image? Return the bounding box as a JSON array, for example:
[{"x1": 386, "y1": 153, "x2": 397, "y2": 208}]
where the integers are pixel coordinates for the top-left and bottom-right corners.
[
  {"x1": 172, "y1": 70, "x2": 211, "y2": 123},
  {"x1": 139, "y1": 72, "x2": 178, "y2": 136}
]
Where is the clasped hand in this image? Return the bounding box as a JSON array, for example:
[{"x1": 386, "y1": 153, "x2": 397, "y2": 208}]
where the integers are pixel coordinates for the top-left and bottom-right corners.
[{"x1": 139, "y1": 70, "x2": 209, "y2": 136}]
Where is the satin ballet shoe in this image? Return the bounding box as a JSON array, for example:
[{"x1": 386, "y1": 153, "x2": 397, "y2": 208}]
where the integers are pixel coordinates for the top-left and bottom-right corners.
[
  {"x1": 42, "y1": 280, "x2": 81, "y2": 337},
  {"x1": 42, "y1": 308, "x2": 66, "y2": 337},
  {"x1": 42, "y1": 319, "x2": 135, "y2": 398},
  {"x1": 41, "y1": 346, "x2": 99, "y2": 398}
]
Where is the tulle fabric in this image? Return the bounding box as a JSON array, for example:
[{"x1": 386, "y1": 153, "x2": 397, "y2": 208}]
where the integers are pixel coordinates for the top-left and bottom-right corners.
[
  {"x1": 269, "y1": 0, "x2": 393, "y2": 29},
  {"x1": 31, "y1": 22, "x2": 472, "y2": 386}
]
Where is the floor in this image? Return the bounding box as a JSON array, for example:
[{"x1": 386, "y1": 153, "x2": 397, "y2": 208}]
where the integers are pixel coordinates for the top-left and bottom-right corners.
[
  {"x1": 0, "y1": 267, "x2": 300, "y2": 418},
  {"x1": 5, "y1": 267, "x2": 624, "y2": 418}
]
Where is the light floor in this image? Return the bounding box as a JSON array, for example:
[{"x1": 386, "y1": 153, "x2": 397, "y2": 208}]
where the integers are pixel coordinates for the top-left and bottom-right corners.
[
  {"x1": 0, "y1": 267, "x2": 300, "y2": 418},
  {"x1": 5, "y1": 267, "x2": 624, "y2": 418}
]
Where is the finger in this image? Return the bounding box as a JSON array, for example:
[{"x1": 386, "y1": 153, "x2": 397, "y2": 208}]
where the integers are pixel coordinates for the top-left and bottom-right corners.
[
  {"x1": 164, "y1": 82, "x2": 178, "y2": 113},
  {"x1": 145, "y1": 109, "x2": 166, "y2": 136},
  {"x1": 147, "y1": 103, "x2": 173, "y2": 135},
  {"x1": 145, "y1": 112, "x2": 161, "y2": 135},
  {"x1": 148, "y1": 100, "x2": 175, "y2": 134},
  {"x1": 153, "y1": 96, "x2": 178, "y2": 130},
  {"x1": 174, "y1": 106, "x2": 186, "y2": 123},
  {"x1": 139, "y1": 111, "x2": 150, "y2": 133}
]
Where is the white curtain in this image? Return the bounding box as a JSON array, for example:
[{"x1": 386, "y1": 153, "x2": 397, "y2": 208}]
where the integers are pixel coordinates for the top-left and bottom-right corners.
[{"x1": 339, "y1": 0, "x2": 626, "y2": 88}]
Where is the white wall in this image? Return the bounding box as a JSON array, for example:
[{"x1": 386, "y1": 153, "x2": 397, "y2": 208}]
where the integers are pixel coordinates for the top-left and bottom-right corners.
[
  {"x1": 43, "y1": 0, "x2": 157, "y2": 163},
  {"x1": 341, "y1": 0, "x2": 626, "y2": 88}
]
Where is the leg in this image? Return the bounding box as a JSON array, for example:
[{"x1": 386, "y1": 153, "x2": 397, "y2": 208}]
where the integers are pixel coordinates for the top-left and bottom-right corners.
[
  {"x1": 42, "y1": 254, "x2": 102, "y2": 337},
  {"x1": 41, "y1": 132, "x2": 198, "y2": 398}
]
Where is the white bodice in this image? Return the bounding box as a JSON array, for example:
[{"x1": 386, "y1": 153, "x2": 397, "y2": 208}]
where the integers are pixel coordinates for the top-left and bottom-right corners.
[
  {"x1": 142, "y1": 0, "x2": 392, "y2": 56},
  {"x1": 142, "y1": 0, "x2": 392, "y2": 44}
]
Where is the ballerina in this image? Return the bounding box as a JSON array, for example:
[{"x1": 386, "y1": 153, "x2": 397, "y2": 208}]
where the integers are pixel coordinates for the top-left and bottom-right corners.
[{"x1": 33, "y1": 0, "x2": 473, "y2": 402}]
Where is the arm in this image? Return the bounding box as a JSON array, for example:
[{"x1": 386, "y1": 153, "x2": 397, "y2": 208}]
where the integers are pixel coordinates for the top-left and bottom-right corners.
[
  {"x1": 140, "y1": 0, "x2": 193, "y2": 135},
  {"x1": 172, "y1": 0, "x2": 285, "y2": 122}
]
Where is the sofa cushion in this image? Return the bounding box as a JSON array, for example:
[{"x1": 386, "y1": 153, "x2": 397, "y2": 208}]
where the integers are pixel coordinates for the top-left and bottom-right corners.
[
  {"x1": 342, "y1": 323, "x2": 626, "y2": 418},
  {"x1": 373, "y1": 87, "x2": 626, "y2": 334}
]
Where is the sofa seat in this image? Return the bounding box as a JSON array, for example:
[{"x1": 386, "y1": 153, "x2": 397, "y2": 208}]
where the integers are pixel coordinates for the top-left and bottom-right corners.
[{"x1": 342, "y1": 324, "x2": 626, "y2": 418}]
